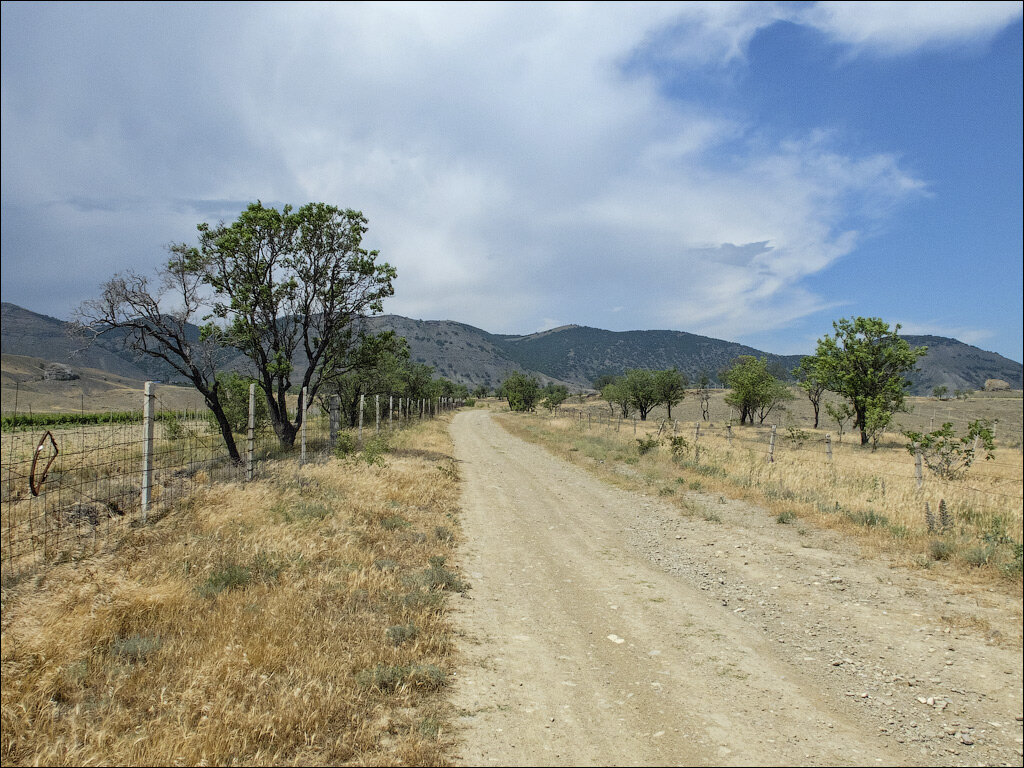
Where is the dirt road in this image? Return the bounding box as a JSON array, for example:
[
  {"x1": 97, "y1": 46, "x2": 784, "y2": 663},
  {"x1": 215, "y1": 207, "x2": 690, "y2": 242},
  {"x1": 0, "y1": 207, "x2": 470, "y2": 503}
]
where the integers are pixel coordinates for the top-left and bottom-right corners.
[{"x1": 448, "y1": 410, "x2": 1023, "y2": 766}]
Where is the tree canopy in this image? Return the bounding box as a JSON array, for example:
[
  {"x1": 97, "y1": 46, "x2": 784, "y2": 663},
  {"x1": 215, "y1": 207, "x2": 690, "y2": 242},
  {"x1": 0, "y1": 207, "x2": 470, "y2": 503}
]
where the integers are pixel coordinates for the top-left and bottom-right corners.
[
  {"x1": 77, "y1": 201, "x2": 396, "y2": 458},
  {"x1": 812, "y1": 317, "x2": 926, "y2": 446},
  {"x1": 722, "y1": 356, "x2": 793, "y2": 425}
]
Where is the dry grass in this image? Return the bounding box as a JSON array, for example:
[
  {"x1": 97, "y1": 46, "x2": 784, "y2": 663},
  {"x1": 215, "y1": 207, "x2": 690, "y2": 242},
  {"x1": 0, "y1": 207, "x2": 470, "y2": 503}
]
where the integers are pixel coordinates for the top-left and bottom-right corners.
[
  {"x1": 495, "y1": 399, "x2": 1023, "y2": 586},
  {"x1": 1, "y1": 415, "x2": 463, "y2": 766}
]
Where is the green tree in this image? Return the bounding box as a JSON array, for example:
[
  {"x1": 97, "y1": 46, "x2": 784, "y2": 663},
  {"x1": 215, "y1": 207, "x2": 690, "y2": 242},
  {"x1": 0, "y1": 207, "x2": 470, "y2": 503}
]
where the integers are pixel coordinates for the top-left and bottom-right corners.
[
  {"x1": 812, "y1": 317, "x2": 927, "y2": 446},
  {"x1": 653, "y1": 368, "x2": 687, "y2": 419},
  {"x1": 623, "y1": 369, "x2": 660, "y2": 421},
  {"x1": 932, "y1": 385, "x2": 949, "y2": 400},
  {"x1": 540, "y1": 383, "x2": 569, "y2": 412},
  {"x1": 206, "y1": 371, "x2": 270, "y2": 435},
  {"x1": 601, "y1": 379, "x2": 631, "y2": 418},
  {"x1": 723, "y1": 356, "x2": 793, "y2": 425},
  {"x1": 502, "y1": 372, "x2": 541, "y2": 412},
  {"x1": 327, "y1": 331, "x2": 410, "y2": 427},
  {"x1": 793, "y1": 356, "x2": 826, "y2": 429},
  {"x1": 199, "y1": 202, "x2": 396, "y2": 448}
]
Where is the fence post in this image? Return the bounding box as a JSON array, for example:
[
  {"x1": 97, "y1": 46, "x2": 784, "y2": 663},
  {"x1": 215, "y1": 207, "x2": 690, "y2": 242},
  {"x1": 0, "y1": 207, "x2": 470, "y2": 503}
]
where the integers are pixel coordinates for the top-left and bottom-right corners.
[
  {"x1": 632, "y1": 415, "x2": 637, "y2": 434},
  {"x1": 726, "y1": 424, "x2": 732, "y2": 444},
  {"x1": 330, "y1": 395, "x2": 340, "y2": 449},
  {"x1": 359, "y1": 394, "x2": 365, "y2": 445},
  {"x1": 389, "y1": 395, "x2": 394, "y2": 429},
  {"x1": 914, "y1": 443, "x2": 923, "y2": 489},
  {"x1": 375, "y1": 394, "x2": 380, "y2": 435},
  {"x1": 300, "y1": 387, "x2": 307, "y2": 466},
  {"x1": 825, "y1": 433, "x2": 832, "y2": 462},
  {"x1": 141, "y1": 381, "x2": 156, "y2": 523},
  {"x1": 769, "y1": 424, "x2": 777, "y2": 463},
  {"x1": 694, "y1": 421, "x2": 701, "y2": 465},
  {"x1": 247, "y1": 383, "x2": 256, "y2": 481}
]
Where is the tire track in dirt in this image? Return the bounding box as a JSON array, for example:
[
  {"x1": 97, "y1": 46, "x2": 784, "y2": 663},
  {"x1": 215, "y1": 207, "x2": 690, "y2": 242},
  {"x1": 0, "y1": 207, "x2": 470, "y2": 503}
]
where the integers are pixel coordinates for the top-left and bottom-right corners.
[{"x1": 448, "y1": 410, "x2": 945, "y2": 766}]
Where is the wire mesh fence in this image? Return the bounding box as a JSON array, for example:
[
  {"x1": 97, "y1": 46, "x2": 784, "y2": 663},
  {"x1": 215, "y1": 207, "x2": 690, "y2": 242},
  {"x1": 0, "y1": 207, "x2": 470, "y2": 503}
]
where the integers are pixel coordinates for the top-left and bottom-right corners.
[{"x1": 1, "y1": 384, "x2": 453, "y2": 581}]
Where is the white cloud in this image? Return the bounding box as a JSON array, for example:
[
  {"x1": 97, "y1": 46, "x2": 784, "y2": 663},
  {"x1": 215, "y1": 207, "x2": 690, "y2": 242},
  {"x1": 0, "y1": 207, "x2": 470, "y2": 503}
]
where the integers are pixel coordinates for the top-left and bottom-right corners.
[
  {"x1": 796, "y1": 1, "x2": 1023, "y2": 56},
  {"x1": 1, "y1": 1, "x2": 1018, "y2": 346}
]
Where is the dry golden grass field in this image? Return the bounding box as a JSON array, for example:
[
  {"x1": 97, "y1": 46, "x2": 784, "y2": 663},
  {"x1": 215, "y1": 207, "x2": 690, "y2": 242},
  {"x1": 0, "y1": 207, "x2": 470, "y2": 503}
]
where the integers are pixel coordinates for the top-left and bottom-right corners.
[
  {"x1": 1, "y1": 416, "x2": 464, "y2": 766},
  {"x1": 495, "y1": 387, "x2": 1023, "y2": 586}
]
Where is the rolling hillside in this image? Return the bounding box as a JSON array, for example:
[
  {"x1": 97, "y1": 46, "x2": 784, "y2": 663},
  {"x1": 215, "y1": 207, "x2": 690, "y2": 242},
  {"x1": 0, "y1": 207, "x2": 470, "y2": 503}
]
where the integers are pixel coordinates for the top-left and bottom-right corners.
[{"x1": 2, "y1": 302, "x2": 1020, "y2": 396}]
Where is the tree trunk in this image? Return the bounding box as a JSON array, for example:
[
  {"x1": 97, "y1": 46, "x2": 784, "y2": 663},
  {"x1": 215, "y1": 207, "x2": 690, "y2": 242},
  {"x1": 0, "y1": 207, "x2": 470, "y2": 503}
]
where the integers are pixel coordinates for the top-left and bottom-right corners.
[{"x1": 207, "y1": 399, "x2": 242, "y2": 463}]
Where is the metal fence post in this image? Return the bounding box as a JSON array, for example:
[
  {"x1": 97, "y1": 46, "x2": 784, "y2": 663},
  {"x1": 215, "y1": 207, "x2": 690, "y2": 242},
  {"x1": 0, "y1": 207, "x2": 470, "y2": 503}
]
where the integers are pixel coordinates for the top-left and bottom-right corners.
[
  {"x1": 141, "y1": 381, "x2": 155, "y2": 523},
  {"x1": 247, "y1": 383, "x2": 256, "y2": 481}
]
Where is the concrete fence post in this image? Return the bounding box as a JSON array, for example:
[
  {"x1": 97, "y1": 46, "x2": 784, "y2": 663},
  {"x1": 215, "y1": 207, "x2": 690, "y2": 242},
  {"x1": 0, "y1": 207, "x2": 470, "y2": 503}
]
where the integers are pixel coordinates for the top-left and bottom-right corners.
[
  {"x1": 247, "y1": 383, "x2": 256, "y2": 481},
  {"x1": 141, "y1": 381, "x2": 156, "y2": 523},
  {"x1": 330, "y1": 395, "x2": 340, "y2": 449},
  {"x1": 300, "y1": 387, "x2": 307, "y2": 466}
]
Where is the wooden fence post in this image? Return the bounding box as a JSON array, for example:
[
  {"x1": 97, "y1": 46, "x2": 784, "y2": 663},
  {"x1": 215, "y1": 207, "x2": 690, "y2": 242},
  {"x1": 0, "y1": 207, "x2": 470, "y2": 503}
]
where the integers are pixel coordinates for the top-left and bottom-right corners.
[
  {"x1": 726, "y1": 424, "x2": 732, "y2": 444},
  {"x1": 375, "y1": 394, "x2": 380, "y2": 435},
  {"x1": 359, "y1": 394, "x2": 365, "y2": 446},
  {"x1": 825, "y1": 433, "x2": 832, "y2": 462},
  {"x1": 141, "y1": 381, "x2": 155, "y2": 523},
  {"x1": 914, "y1": 443, "x2": 923, "y2": 489},
  {"x1": 769, "y1": 424, "x2": 777, "y2": 463}
]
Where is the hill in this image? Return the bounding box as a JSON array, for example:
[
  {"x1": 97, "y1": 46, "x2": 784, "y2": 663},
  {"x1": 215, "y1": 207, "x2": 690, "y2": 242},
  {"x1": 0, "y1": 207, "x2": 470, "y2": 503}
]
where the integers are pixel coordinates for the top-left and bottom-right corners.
[{"x1": 2, "y1": 302, "x2": 1020, "y2": 397}]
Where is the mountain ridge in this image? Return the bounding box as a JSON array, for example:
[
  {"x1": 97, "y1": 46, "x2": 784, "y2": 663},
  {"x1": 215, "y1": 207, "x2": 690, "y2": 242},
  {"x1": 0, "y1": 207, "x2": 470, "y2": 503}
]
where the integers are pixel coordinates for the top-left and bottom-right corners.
[{"x1": 2, "y1": 302, "x2": 1020, "y2": 395}]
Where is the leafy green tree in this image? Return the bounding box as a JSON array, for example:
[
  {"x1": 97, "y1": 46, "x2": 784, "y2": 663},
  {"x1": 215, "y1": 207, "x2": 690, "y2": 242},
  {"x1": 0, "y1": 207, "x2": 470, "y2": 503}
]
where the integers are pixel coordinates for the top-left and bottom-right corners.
[
  {"x1": 825, "y1": 401, "x2": 854, "y2": 442},
  {"x1": 205, "y1": 371, "x2": 270, "y2": 434},
  {"x1": 621, "y1": 369, "x2": 659, "y2": 421},
  {"x1": 812, "y1": 317, "x2": 927, "y2": 446},
  {"x1": 793, "y1": 356, "x2": 826, "y2": 429},
  {"x1": 327, "y1": 332, "x2": 410, "y2": 427},
  {"x1": 592, "y1": 374, "x2": 618, "y2": 390},
  {"x1": 601, "y1": 379, "x2": 631, "y2": 418},
  {"x1": 903, "y1": 419, "x2": 996, "y2": 480},
  {"x1": 932, "y1": 385, "x2": 949, "y2": 400},
  {"x1": 502, "y1": 371, "x2": 541, "y2": 412},
  {"x1": 472, "y1": 385, "x2": 490, "y2": 399},
  {"x1": 540, "y1": 383, "x2": 569, "y2": 412},
  {"x1": 653, "y1": 368, "x2": 687, "y2": 419},
  {"x1": 195, "y1": 201, "x2": 396, "y2": 448},
  {"x1": 723, "y1": 356, "x2": 793, "y2": 425}
]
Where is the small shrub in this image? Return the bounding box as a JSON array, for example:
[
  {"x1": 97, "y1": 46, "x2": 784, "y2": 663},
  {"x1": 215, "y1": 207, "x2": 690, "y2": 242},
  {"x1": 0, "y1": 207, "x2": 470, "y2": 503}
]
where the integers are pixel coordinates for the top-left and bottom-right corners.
[
  {"x1": 776, "y1": 509, "x2": 796, "y2": 524},
  {"x1": 373, "y1": 558, "x2": 400, "y2": 572},
  {"x1": 434, "y1": 525, "x2": 455, "y2": 542},
  {"x1": 111, "y1": 633, "x2": 161, "y2": 662},
  {"x1": 636, "y1": 436, "x2": 659, "y2": 456},
  {"x1": 334, "y1": 432, "x2": 357, "y2": 457},
  {"x1": 386, "y1": 623, "x2": 418, "y2": 647},
  {"x1": 846, "y1": 509, "x2": 889, "y2": 528},
  {"x1": 962, "y1": 545, "x2": 994, "y2": 568},
  {"x1": 688, "y1": 480, "x2": 703, "y2": 491},
  {"x1": 380, "y1": 514, "x2": 409, "y2": 531},
  {"x1": 361, "y1": 435, "x2": 390, "y2": 466},
  {"x1": 667, "y1": 436, "x2": 689, "y2": 460},
  {"x1": 197, "y1": 563, "x2": 251, "y2": 598},
  {"x1": 929, "y1": 540, "x2": 955, "y2": 561},
  {"x1": 657, "y1": 487, "x2": 675, "y2": 497}
]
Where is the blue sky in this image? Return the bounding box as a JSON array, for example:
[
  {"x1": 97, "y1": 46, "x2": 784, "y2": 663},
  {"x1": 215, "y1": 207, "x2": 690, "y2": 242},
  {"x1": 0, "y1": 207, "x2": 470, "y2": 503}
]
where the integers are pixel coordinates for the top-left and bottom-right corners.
[{"x1": 2, "y1": 1, "x2": 1022, "y2": 361}]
